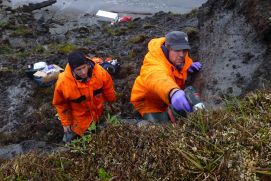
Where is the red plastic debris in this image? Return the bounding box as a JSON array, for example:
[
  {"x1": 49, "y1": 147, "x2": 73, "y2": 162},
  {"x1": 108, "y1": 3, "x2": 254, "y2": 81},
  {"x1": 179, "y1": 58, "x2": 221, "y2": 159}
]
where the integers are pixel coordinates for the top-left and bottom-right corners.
[{"x1": 119, "y1": 16, "x2": 132, "y2": 23}]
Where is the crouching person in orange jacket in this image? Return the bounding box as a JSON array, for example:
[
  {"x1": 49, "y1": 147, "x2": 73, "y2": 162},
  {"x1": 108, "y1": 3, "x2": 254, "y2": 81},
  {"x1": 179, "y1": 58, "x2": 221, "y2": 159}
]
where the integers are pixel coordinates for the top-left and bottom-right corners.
[
  {"x1": 130, "y1": 31, "x2": 202, "y2": 124},
  {"x1": 53, "y1": 51, "x2": 116, "y2": 143}
]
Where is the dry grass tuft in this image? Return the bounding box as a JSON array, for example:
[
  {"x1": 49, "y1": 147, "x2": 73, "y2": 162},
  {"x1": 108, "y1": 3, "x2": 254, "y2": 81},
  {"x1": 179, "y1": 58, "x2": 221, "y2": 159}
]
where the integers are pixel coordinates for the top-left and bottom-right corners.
[{"x1": 1, "y1": 90, "x2": 270, "y2": 180}]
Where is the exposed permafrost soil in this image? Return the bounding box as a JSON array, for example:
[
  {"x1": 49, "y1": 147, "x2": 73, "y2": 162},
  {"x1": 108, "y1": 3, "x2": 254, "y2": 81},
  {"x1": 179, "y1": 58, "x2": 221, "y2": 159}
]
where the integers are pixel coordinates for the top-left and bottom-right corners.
[
  {"x1": 0, "y1": 0, "x2": 270, "y2": 159},
  {"x1": 196, "y1": 0, "x2": 271, "y2": 106}
]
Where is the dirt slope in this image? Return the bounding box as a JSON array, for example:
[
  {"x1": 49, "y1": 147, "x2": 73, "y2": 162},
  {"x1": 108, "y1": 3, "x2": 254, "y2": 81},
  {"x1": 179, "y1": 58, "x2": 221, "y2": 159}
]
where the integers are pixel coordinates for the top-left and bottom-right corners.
[{"x1": 195, "y1": 0, "x2": 271, "y2": 106}]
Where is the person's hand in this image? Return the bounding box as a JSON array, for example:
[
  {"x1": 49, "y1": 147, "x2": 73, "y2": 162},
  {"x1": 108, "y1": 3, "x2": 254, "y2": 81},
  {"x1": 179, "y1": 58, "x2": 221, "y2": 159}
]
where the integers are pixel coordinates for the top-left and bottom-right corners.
[
  {"x1": 170, "y1": 90, "x2": 192, "y2": 112},
  {"x1": 188, "y1": 62, "x2": 202, "y2": 73},
  {"x1": 63, "y1": 126, "x2": 71, "y2": 133}
]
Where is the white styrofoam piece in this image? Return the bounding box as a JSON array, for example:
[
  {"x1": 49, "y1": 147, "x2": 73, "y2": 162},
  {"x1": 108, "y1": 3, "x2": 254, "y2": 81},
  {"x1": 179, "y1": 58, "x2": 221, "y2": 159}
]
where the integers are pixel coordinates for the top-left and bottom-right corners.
[{"x1": 96, "y1": 10, "x2": 118, "y2": 20}]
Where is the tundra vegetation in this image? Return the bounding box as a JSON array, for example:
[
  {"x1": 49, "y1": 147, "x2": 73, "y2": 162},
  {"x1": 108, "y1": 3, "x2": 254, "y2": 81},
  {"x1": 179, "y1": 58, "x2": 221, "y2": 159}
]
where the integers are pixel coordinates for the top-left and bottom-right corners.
[{"x1": 0, "y1": 91, "x2": 270, "y2": 180}]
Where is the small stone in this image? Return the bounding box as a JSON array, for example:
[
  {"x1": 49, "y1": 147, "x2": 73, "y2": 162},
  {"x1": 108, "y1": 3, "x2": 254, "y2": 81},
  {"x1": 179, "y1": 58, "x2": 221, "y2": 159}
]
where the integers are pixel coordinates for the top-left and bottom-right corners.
[
  {"x1": 192, "y1": 147, "x2": 197, "y2": 152},
  {"x1": 137, "y1": 120, "x2": 151, "y2": 127}
]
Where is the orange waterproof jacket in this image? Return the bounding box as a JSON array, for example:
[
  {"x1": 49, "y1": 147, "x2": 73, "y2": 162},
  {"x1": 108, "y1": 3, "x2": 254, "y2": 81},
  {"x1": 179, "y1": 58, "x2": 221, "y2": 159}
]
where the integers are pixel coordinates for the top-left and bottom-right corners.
[
  {"x1": 130, "y1": 37, "x2": 193, "y2": 116},
  {"x1": 52, "y1": 59, "x2": 116, "y2": 136}
]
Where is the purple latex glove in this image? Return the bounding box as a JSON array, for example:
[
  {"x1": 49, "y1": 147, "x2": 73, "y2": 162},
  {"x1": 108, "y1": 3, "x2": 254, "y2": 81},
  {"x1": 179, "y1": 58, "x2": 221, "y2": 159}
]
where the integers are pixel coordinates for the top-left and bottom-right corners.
[
  {"x1": 188, "y1": 62, "x2": 202, "y2": 73},
  {"x1": 171, "y1": 90, "x2": 193, "y2": 112}
]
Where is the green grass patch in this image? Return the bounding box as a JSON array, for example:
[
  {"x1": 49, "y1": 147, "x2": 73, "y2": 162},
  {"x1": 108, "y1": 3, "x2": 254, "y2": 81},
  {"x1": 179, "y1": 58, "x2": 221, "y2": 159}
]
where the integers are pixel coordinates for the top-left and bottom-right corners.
[
  {"x1": 143, "y1": 23, "x2": 157, "y2": 29},
  {"x1": 128, "y1": 35, "x2": 147, "y2": 44},
  {"x1": 126, "y1": 21, "x2": 138, "y2": 29},
  {"x1": 0, "y1": 21, "x2": 9, "y2": 29},
  {"x1": 0, "y1": 45, "x2": 12, "y2": 54},
  {"x1": 13, "y1": 25, "x2": 33, "y2": 36},
  {"x1": 104, "y1": 26, "x2": 128, "y2": 36},
  {"x1": 83, "y1": 39, "x2": 95, "y2": 46},
  {"x1": 48, "y1": 43, "x2": 77, "y2": 54},
  {"x1": 98, "y1": 168, "x2": 112, "y2": 181}
]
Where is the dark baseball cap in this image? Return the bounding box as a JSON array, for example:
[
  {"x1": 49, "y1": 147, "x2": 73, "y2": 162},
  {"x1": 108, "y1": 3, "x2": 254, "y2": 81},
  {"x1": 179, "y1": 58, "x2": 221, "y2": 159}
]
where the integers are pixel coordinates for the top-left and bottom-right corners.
[
  {"x1": 68, "y1": 51, "x2": 87, "y2": 70},
  {"x1": 165, "y1": 31, "x2": 191, "y2": 50}
]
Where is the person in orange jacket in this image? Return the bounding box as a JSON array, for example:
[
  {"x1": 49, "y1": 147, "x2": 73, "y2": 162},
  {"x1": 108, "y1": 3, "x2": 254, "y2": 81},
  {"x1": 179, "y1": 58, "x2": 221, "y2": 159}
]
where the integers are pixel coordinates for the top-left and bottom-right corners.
[
  {"x1": 53, "y1": 51, "x2": 116, "y2": 143},
  {"x1": 130, "y1": 31, "x2": 202, "y2": 123}
]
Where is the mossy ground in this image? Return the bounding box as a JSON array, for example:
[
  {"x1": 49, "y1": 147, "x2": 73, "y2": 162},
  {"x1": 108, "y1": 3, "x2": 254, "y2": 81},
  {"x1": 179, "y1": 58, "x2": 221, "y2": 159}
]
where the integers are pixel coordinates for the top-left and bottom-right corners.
[{"x1": 1, "y1": 90, "x2": 270, "y2": 180}]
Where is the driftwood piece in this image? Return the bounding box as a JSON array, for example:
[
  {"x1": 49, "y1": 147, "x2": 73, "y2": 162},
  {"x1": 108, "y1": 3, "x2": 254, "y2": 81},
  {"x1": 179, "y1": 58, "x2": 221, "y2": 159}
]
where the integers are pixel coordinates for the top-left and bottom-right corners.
[{"x1": 19, "y1": 0, "x2": 57, "y2": 12}]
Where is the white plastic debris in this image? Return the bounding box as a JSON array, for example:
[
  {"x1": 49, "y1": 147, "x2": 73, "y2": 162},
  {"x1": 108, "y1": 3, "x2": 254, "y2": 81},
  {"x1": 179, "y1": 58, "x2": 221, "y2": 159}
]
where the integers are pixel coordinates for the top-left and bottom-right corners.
[
  {"x1": 96, "y1": 10, "x2": 119, "y2": 21},
  {"x1": 111, "y1": 59, "x2": 118, "y2": 66},
  {"x1": 32, "y1": 62, "x2": 47, "y2": 70}
]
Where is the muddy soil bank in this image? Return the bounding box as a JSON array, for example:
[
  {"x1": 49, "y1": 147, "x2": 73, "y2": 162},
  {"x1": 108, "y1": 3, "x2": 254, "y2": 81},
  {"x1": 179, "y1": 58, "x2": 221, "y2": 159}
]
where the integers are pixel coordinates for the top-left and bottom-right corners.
[
  {"x1": 0, "y1": 0, "x2": 270, "y2": 159},
  {"x1": 196, "y1": 0, "x2": 271, "y2": 105}
]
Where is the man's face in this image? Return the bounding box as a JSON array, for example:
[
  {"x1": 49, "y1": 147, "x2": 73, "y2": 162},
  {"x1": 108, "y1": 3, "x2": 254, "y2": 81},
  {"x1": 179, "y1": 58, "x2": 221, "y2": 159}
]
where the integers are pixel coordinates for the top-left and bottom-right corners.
[
  {"x1": 168, "y1": 48, "x2": 188, "y2": 67},
  {"x1": 73, "y1": 64, "x2": 89, "y2": 78}
]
